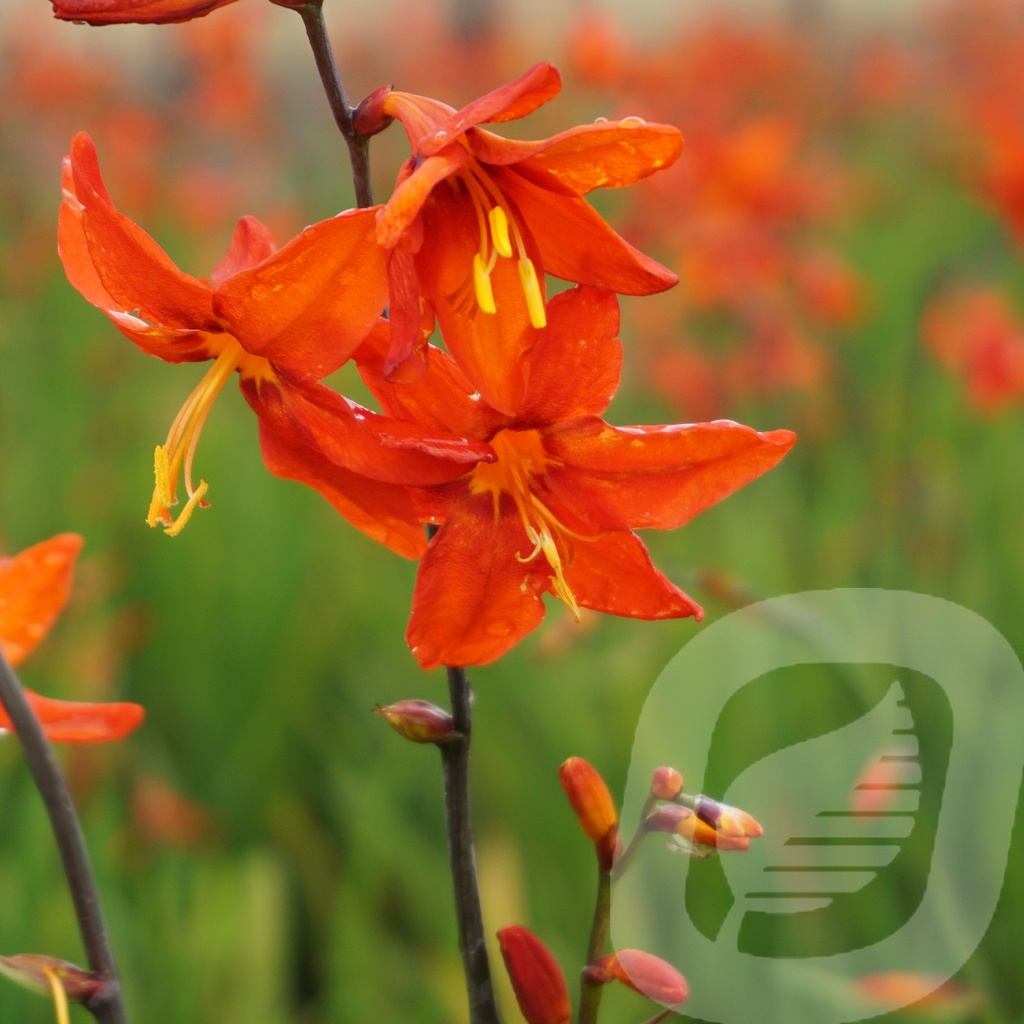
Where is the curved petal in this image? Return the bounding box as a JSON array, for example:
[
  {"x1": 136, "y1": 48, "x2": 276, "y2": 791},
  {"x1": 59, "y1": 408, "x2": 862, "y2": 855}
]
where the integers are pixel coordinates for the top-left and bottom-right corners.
[
  {"x1": 419, "y1": 63, "x2": 562, "y2": 157},
  {"x1": 51, "y1": 0, "x2": 240, "y2": 23},
  {"x1": 210, "y1": 216, "x2": 277, "y2": 286},
  {"x1": 0, "y1": 534, "x2": 81, "y2": 668},
  {"x1": 107, "y1": 314, "x2": 223, "y2": 363},
  {"x1": 357, "y1": 330, "x2": 507, "y2": 441},
  {"x1": 0, "y1": 692, "x2": 146, "y2": 744},
  {"x1": 377, "y1": 147, "x2": 468, "y2": 249},
  {"x1": 242, "y1": 373, "x2": 490, "y2": 487},
  {"x1": 213, "y1": 208, "x2": 388, "y2": 379},
  {"x1": 406, "y1": 493, "x2": 548, "y2": 670},
  {"x1": 517, "y1": 286, "x2": 621, "y2": 425},
  {"x1": 497, "y1": 168, "x2": 677, "y2": 294},
  {"x1": 544, "y1": 419, "x2": 796, "y2": 531},
  {"x1": 567, "y1": 531, "x2": 701, "y2": 619},
  {"x1": 66, "y1": 133, "x2": 217, "y2": 329},
  {"x1": 469, "y1": 120, "x2": 683, "y2": 188},
  {"x1": 249, "y1": 398, "x2": 427, "y2": 560}
]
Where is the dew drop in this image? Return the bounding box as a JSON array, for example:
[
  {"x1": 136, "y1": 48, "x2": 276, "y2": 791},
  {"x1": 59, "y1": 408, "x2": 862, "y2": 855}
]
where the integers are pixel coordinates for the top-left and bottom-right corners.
[{"x1": 619, "y1": 115, "x2": 647, "y2": 128}]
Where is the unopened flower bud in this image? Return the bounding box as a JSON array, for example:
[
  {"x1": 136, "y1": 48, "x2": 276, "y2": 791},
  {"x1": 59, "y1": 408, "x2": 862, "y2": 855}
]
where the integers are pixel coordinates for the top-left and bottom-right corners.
[
  {"x1": 0, "y1": 953, "x2": 103, "y2": 1002},
  {"x1": 583, "y1": 950, "x2": 689, "y2": 1007},
  {"x1": 644, "y1": 803, "x2": 748, "y2": 853},
  {"x1": 650, "y1": 766, "x2": 684, "y2": 800},
  {"x1": 694, "y1": 795, "x2": 764, "y2": 839},
  {"x1": 354, "y1": 86, "x2": 395, "y2": 137},
  {"x1": 374, "y1": 700, "x2": 454, "y2": 744},
  {"x1": 497, "y1": 925, "x2": 571, "y2": 1024},
  {"x1": 558, "y1": 757, "x2": 620, "y2": 871}
]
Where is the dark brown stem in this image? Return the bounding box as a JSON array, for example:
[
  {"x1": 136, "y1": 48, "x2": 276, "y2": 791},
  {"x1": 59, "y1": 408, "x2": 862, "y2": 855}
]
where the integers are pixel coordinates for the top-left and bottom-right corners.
[
  {"x1": 439, "y1": 664, "x2": 503, "y2": 1024},
  {"x1": 0, "y1": 651, "x2": 126, "y2": 1024},
  {"x1": 297, "y1": 3, "x2": 374, "y2": 209}
]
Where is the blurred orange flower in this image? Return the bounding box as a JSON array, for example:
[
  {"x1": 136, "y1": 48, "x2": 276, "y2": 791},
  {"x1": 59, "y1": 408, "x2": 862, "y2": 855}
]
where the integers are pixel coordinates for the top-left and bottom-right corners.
[
  {"x1": 0, "y1": 535, "x2": 143, "y2": 743},
  {"x1": 50, "y1": 0, "x2": 303, "y2": 25}
]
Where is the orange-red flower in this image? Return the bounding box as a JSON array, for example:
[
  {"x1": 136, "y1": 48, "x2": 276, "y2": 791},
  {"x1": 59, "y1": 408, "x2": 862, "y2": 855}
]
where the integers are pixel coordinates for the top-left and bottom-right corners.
[
  {"x1": 60, "y1": 132, "x2": 491, "y2": 555},
  {"x1": 583, "y1": 950, "x2": 689, "y2": 1007},
  {"x1": 0, "y1": 534, "x2": 143, "y2": 743},
  {"x1": 50, "y1": 0, "x2": 302, "y2": 25},
  {"x1": 358, "y1": 285, "x2": 796, "y2": 669},
  {"x1": 356, "y1": 63, "x2": 683, "y2": 401}
]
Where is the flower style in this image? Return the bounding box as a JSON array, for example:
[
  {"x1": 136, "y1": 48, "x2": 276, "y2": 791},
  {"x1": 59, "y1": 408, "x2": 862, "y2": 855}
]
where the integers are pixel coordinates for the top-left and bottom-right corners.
[
  {"x1": 358, "y1": 285, "x2": 796, "y2": 669},
  {"x1": 60, "y1": 132, "x2": 491, "y2": 555},
  {"x1": 0, "y1": 534, "x2": 144, "y2": 743},
  {"x1": 50, "y1": 0, "x2": 303, "y2": 25},
  {"x1": 355, "y1": 62, "x2": 683, "y2": 406}
]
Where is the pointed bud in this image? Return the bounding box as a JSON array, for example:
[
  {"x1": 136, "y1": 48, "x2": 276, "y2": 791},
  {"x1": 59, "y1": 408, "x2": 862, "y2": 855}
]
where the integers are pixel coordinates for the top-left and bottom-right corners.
[
  {"x1": 583, "y1": 950, "x2": 689, "y2": 1007},
  {"x1": 643, "y1": 804, "x2": 746, "y2": 852},
  {"x1": 497, "y1": 925, "x2": 571, "y2": 1024},
  {"x1": 354, "y1": 86, "x2": 395, "y2": 138},
  {"x1": 558, "y1": 757, "x2": 620, "y2": 871},
  {"x1": 0, "y1": 954, "x2": 103, "y2": 1002},
  {"x1": 650, "y1": 766, "x2": 684, "y2": 800},
  {"x1": 374, "y1": 700, "x2": 454, "y2": 744}
]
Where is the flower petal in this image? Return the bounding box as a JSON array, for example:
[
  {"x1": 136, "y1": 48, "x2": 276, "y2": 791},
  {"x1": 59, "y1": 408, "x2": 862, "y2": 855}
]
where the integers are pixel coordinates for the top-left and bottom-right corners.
[
  {"x1": 250, "y1": 406, "x2": 427, "y2": 560},
  {"x1": 407, "y1": 494, "x2": 548, "y2": 669},
  {"x1": 0, "y1": 534, "x2": 82, "y2": 668},
  {"x1": 50, "y1": 0, "x2": 240, "y2": 23},
  {"x1": 418, "y1": 63, "x2": 562, "y2": 157},
  {"x1": 566, "y1": 531, "x2": 701, "y2": 619},
  {"x1": 498, "y1": 168, "x2": 678, "y2": 294},
  {"x1": 210, "y1": 216, "x2": 277, "y2": 287},
  {"x1": 64, "y1": 133, "x2": 217, "y2": 329},
  {"x1": 377, "y1": 148, "x2": 468, "y2": 249},
  {"x1": 471, "y1": 119, "x2": 683, "y2": 189},
  {"x1": 518, "y1": 286, "x2": 621, "y2": 425},
  {"x1": 544, "y1": 419, "x2": 797, "y2": 531},
  {"x1": 2, "y1": 691, "x2": 146, "y2": 744},
  {"x1": 213, "y1": 208, "x2": 388, "y2": 379}
]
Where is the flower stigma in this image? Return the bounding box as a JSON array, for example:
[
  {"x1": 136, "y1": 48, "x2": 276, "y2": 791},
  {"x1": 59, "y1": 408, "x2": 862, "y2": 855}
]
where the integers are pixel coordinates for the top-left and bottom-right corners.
[
  {"x1": 468, "y1": 429, "x2": 582, "y2": 618},
  {"x1": 147, "y1": 341, "x2": 251, "y2": 536},
  {"x1": 451, "y1": 156, "x2": 546, "y2": 330}
]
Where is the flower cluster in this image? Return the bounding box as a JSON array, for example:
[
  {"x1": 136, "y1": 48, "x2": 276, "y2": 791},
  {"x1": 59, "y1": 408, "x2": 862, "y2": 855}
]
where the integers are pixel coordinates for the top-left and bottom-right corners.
[{"x1": 59, "y1": 56, "x2": 795, "y2": 670}]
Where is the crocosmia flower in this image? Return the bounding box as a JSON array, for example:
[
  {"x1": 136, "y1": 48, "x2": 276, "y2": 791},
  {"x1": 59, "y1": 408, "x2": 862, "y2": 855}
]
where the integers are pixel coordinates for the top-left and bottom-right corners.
[
  {"x1": 356, "y1": 62, "x2": 683, "y2": 395},
  {"x1": 0, "y1": 534, "x2": 144, "y2": 743},
  {"x1": 60, "y1": 133, "x2": 490, "y2": 553},
  {"x1": 359, "y1": 285, "x2": 796, "y2": 669}
]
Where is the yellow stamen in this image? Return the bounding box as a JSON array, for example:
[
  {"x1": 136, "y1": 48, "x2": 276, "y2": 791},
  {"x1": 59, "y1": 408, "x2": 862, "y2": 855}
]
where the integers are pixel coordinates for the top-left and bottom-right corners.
[
  {"x1": 517, "y1": 258, "x2": 547, "y2": 329},
  {"x1": 469, "y1": 430, "x2": 584, "y2": 618},
  {"x1": 450, "y1": 154, "x2": 548, "y2": 326},
  {"x1": 146, "y1": 342, "x2": 244, "y2": 535},
  {"x1": 42, "y1": 967, "x2": 69, "y2": 1024},
  {"x1": 488, "y1": 206, "x2": 513, "y2": 259},
  {"x1": 472, "y1": 253, "x2": 497, "y2": 315}
]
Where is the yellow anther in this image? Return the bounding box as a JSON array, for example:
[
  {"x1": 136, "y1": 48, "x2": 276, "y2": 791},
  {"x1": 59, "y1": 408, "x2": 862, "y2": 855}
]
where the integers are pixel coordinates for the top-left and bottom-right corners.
[
  {"x1": 147, "y1": 444, "x2": 174, "y2": 528},
  {"x1": 518, "y1": 258, "x2": 547, "y2": 329},
  {"x1": 488, "y1": 206, "x2": 513, "y2": 259},
  {"x1": 472, "y1": 253, "x2": 497, "y2": 315},
  {"x1": 42, "y1": 967, "x2": 69, "y2": 1024},
  {"x1": 161, "y1": 480, "x2": 209, "y2": 537}
]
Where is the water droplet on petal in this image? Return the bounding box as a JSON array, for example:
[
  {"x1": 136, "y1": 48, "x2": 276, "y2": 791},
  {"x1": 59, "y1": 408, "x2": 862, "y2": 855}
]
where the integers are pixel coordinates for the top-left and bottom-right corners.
[
  {"x1": 593, "y1": 116, "x2": 609, "y2": 124},
  {"x1": 619, "y1": 115, "x2": 647, "y2": 128}
]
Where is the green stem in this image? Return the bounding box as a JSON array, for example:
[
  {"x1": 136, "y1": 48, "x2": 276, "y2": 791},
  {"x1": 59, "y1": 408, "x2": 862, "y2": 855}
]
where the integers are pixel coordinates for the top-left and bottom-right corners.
[
  {"x1": 577, "y1": 869, "x2": 612, "y2": 1024},
  {"x1": 0, "y1": 651, "x2": 126, "y2": 1024}
]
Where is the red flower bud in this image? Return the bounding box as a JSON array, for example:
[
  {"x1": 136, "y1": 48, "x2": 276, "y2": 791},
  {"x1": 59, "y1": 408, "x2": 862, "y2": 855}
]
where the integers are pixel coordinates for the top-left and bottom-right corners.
[
  {"x1": 694, "y1": 795, "x2": 763, "y2": 839},
  {"x1": 584, "y1": 950, "x2": 688, "y2": 1007},
  {"x1": 497, "y1": 925, "x2": 571, "y2": 1024},
  {"x1": 374, "y1": 700, "x2": 454, "y2": 744},
  {"x1": 354, "y1": 86, "x2": 395, "y2": 138},
  {"x1": 650, "y1": 766, "x2": 684, "y2": 800},
  {"x1": 558, "y1": 757, "x2": 620, "y2": 871},
  {"x1": 0, "y1": 954, "x2": 104, "y2": 1002}
]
